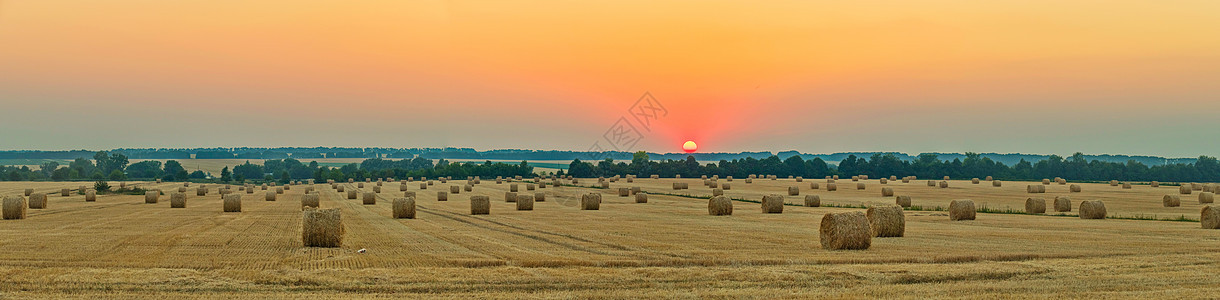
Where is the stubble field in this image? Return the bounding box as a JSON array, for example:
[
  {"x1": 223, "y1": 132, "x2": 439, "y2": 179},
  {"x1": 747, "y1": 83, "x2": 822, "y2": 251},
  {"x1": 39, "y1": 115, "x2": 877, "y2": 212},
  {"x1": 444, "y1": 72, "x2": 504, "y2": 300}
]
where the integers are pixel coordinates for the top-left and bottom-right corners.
[{"x1": 1, "y1": 177, "x2": 1218, "y2": 298}]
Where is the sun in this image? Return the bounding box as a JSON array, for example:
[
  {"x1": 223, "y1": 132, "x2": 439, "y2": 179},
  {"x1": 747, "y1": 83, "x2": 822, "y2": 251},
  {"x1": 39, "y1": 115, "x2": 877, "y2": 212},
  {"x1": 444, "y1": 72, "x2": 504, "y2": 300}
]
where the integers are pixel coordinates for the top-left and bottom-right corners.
[{"x1": 682, "y1": 140, "x2": 697, "y2": 153}]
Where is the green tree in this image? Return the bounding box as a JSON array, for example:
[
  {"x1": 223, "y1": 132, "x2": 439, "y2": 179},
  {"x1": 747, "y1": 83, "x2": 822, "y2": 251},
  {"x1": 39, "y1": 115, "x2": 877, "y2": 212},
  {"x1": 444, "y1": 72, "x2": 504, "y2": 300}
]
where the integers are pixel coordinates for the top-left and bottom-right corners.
[
  {"x1": 108, "y1": 169, "x2": 126, "y2": 180},
  {"x1": 220, "y1": 166, "x2": 232, "y2": 183},
  {"x1": 163, "y1": 160, "x2": 188, "y2": 181}
]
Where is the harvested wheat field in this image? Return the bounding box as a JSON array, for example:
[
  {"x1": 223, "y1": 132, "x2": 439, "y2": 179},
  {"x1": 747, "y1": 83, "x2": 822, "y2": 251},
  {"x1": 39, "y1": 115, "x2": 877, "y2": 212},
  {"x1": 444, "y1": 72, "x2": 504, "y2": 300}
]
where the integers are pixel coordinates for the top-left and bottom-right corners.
[{"x1": 0, "y1": 178, "x2": 1219, "y2": 298}]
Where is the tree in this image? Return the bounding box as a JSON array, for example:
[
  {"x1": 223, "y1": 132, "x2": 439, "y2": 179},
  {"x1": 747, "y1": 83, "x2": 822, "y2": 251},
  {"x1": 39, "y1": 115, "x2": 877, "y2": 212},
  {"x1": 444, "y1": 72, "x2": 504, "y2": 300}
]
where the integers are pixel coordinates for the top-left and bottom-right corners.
[
  {"x1": 163, "y1": 160, "x2": 188, "y2": 181},
  {"x1": 220, "y1": 166, "x2": 232, "y2": 183},
  {"x1": 189, "y1": 170, "x2": 208, "y2": 179},
  {"x1": 108, "y1": 169, "x2": 126, "y2": 180}
]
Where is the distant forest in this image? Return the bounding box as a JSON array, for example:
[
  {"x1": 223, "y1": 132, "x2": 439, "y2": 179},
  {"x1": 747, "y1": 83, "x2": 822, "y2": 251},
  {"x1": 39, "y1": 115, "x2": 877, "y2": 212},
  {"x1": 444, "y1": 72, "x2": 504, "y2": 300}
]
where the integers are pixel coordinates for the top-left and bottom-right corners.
[{"x1": 0, "y1": 147, "x2": 1202, "y2": 166}]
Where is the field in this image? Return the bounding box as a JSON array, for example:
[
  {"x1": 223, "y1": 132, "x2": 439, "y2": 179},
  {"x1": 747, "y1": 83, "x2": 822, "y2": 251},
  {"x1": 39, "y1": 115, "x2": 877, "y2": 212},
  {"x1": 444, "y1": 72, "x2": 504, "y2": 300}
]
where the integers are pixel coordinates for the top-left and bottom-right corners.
[{"x1": 1, "y1": 177, "x2": 1219, "y2": 298}]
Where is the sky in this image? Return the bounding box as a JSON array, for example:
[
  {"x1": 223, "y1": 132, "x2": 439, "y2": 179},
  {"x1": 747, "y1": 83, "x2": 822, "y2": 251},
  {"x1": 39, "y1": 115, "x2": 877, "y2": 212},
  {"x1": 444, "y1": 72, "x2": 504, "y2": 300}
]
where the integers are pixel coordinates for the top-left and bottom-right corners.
[{"x1": 1, "y1": 1, "x2": 1218, "y2": 158}]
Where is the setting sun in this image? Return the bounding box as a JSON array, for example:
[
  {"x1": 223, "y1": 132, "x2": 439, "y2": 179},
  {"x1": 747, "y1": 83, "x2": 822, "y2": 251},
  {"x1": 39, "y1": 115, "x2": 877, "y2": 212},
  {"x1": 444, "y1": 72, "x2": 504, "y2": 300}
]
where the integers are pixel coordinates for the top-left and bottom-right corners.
[{"x1": 682, "y1": 140, "x2": 697, "y2": 153}]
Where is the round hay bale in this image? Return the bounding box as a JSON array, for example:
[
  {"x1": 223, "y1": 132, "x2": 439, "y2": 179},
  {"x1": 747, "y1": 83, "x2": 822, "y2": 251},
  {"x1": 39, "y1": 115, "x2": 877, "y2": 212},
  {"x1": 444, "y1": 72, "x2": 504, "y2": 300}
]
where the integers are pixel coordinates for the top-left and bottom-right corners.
[
  {"x1": 618, "y1": 188, "x2": 629, "y2": 197},
  {"x1": 971, "y1": 178, "x2": 980, "y2": 184},
  {"x1": 223, "y1": 194, "x2": 241, "y2": 212},
  {"x1": 745, "y1": 178, "x2": 753, "y2": 184},
  {"x1": 516, "y1": 195, "x2": 534, "y2": 210},
  {"x1": 807, "y1": 182, "x2": 820, "y2": 190},
  {"x1": 1070, "y1": 184, "x2": 1082, "y2": 193},
  {"x1": 1151, "y1": 181, "x2": 1160, "y2": 187},
  {"x1": 708, "y1": 195, "x2": 733, "y2": 216},
  {"x1": 1202, "y1": 205, "x2": 1220, "y2": 229},
  {"x1": 419, "y1": 183, "x2": 427, "y2": 189},
  {"x1": 400, "y1": 184, "x2": 408, "y2": 191},
  {"x1": 632, "y1": 192, "x2": 647, "y2": 203},
  {"x1": 943, "y1": 176, "x2": 950, "y2": 181},
  {"x1": 581, "y1": 193, "x2": 601, "y2": 210},
  {"x1": 949, "y1": 199, "x2": 976, "y2": 221},
  {"x1": 404, "y1": 191, "x2": 416, "y2": 198},
  {"x1": 24, "y1": 189, "x2": 32, "y2": 197},
  {"x1": 347, "y1": 190, "x2": 357, "y2": 199},
  {"x1": 856, "y1": 183, "x2": 867, "y2": 190},
  {"x1": 927, "y1": 180, "x2": 936, "y2": 187},
  {"x1": 1110, "y1": 180, "x2": 1119, "y2": 186},
  {"x1": 166, "y1": 192, "x2": 184, "y2": 208},
  {"x1": 437, "y1": 191, "x2": 448, "y2": 201},
  {"x1": 2, "y1": 196, "x2": 27, "y2": 220},
  {"x1": 1079, "y1": 201, "x2": 1106, "y2": 219},
  {"x1": 1164, "y1": 195, "x2": 1181, "y2": 207},
  {"x1": 796, "y1": 177, "x2": 804, "y2": 182},
  {"x1": 393, "y1": 197, "x2": 416, "y2": 219},
  {"x1": 1025, "y1": 198, "x2": 1046, "y2": 214},
  {"x1": 336, "y1": 185, "x2": 345, "y2": 192},
  {"x1": 992, "y1": 180, "x2": 1002, "y2": 187},
  {"x1": 1026, "y1": 185, "x2": 1043, "y2": 193},
  {"x1": 826, "y1": 183, "x2": 837, "y2": 191},
  {"x1": 266, "y1": 191, "x2": 277, "y2": 201},
  {"x1": 535, "y1": 192, "x2": 546, "y2": 202},
  {"x1": 1122, "y1": 183, "x2": 1132, "y2": 189},
  {"x1": 881, "y1": 187, "x2": 893, "y2": 197},
  {"x1": 1192, "y1": 183, "x2": 1203, "y2": 191},
  {"x1": 820, "y1": 211, "x2": 871, "y2": 250},
  {"x1": 761, "y1": 194, "x2": 784, "y2": 213},
  {"x1": 505, "y1": 192, "x2": 518, "y2": 202},
  {"x1": 61, "y1": 188, "x2": 71, "y2": 197},
  {"x1": 448, "y1": 185, "x2": 460, "y2": 194},
  {"x1": 302, "y1": 193, "x2": 320, "y2": 209},
  {"x1": 363, "y1": 192, "x2": 376, "y2": 205},
  {"x1": 880, "y1": 178, "x2": 888, "y2": 184},
  {"x1": 833, "y1": 175, "x2": 840, "y2": 180},
  {"x1": 427, "y1": 180, "x2": 434, "y2": 186},
  {"x1": 510, "y1": 184, "x2": 519, "y2": 192},
  {"x1": 373, "y1": 186, "x2": 382, "y2": 193},
  {"x1": 247, "y1": 187, "x2": 254, "y2": 194},
  {"x1": 527, "y1": 184, "x2": 536, "y2": 191},
  {"x1": 196, "y1": 187, "x2": 207, "y2": 196},
  {"x1": 867, "y1": 205, "x2": 905, "y2": 237},
  {"x1": 895, "y1": 195, "x2": 911, "y2": 207},
  {"x1": 144, "y1": 191, "x2": 159, "y2": 204},
  {"x1": 708, "y1": 181, "x2": 718, "y2": 188},
  {"x1": 1054, "y1": 196, "x2": 1072, "y2": 212},
  {"x1": 470, "y1": 196, "x2": 490, "y2": 215},
  {"x1": 85, "y1": 191, "x2": 96, "y2": 202},
  {"x1": 1180, "y1": 185, "x2": 1192, "y2": 195},
  {"x1": 788, "y1": 186, "x2": 799, "y2": 196},
  {"x1": 804, "y1": 195, "x2": 820, "y2": 207},
  {"x1": 276, "y1": 187, "x2": 284, "y2": 194},
  {"x1": 712, "y1": 188, "x2": 724, "y2": 196},
  {"x1": 630, "y1": 186, "x2": 642, "y2": 194},
  {"x1": 902, "y1": 178, "x2": 910, "y2": 183},
  {"x1": 1200, "y1": 192, "x2": 1215, "y2": 204},
  {"x1": 1042, "y1": 179, "x2": 1051, "y2": 185},
  {"x1": 302, "y1": 207, "x2": 343, "y2": 247},
  {"x1": 938, "y1": 181, "x2": 948, "y2": 188},
  {"x1": 851, "y1": 176, "x2": 859, "y2": 182}
]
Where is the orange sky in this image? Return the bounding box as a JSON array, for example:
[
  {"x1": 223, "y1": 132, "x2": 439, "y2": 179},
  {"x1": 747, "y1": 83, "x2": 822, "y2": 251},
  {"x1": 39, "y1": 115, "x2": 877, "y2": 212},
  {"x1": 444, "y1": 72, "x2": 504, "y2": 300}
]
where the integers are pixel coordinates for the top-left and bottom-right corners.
[{"x1": 1, "y1": 1, "x2": 1218, "y2": 157}]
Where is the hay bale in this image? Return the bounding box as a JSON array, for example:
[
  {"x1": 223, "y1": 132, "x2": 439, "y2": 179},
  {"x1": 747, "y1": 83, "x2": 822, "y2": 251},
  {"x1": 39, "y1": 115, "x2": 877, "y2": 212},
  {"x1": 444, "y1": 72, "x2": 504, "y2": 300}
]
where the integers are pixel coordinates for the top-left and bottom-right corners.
[
  {"x1": 1079, "y1": 200, "x2": 1106, "y2": 219},
  {"x1": 635, "y1": 192, "x2": 648, "y2": 203},
  {"x1": 196, "y1": 187, "x2": 207, "y2": 196},
  {"x1": 362, "y1": 192, "x2": 376, "y2": 205},
  {"x1": 535, "y1": 192, "x2": 546, "y2": 202},
  {"x1": 984, "y1": 176, "x2": 992, "y2": 181},
  {"x1": 712, "y1": 188, "x2": 724, "y2": 196},
  {"x1": 1193, "y1": 183, "x2": 1203, "y2": 191},
  {"x1": 2, "y1": 196, "x2": 27, "y2": 220},
  {"x1": 927, "y1": 180, "x2": 936, "y2": 187},
  {"x1": 168, "y1": 192, "x2": 186, "y2": 208},
  {"x1": 144, "y1": 191, "x2": 159, "y2": 204},
  {"x1": 223, "y1": 194, "x2": 241, "y2": 212},
  {"x1": 347, "y1": 190, "x2": 357, "y2": 199},
  {"x1": 61, "y1": 188, "x2": 71, "y2": 197},
  {"x1": 820, "y1": 211, "x2": 871, "y2": 250},
  {"x1": 804, "y1": 195, "x2": 820, "y2": 207},
  {"x1": 1201, "y1": 192, "x2": 1215, "y2": 204},
  {"x1": 708, "y1": 181, "x2": 718, "y2": 188},
  {"x1": 1151, "y1": 181, "x2": 1160, "y2": 187},
  {"x1": 1054, "y1": 196, "x2": 1072, "y2": 212},
  {"x1": 247, "y1": 187, "x2": 254, "y2": 194},
  {"x1": 972, "y1": 178, "x2": 980, "y2": 184},
  {"x1": 1042, "y1": 179, "x2": 1051, "y2": 185},
  {"x1": 796, "y1": 177, "x2": 804, "y2": 182},
  {"x1": 761, "y1": 194, "x2": 784, "y2": 213},
  {"x1": 581, "y1": 193, "x2": 601, "y2": 210},
  {"x1": 448, "y1": 185, "x2": 460, "y2": 194},
  {"x1": 1025, "y1": 198, "x2": 1046, "y2": 214},
  {"x1": 600, "y1": 182, "x2": 610, "y2": 189},
  {"x1": 302, "y1": 193, "x2": 320, "y2": 209},
  {"x1": 1202, "y1": 206, "x2": 1220, "y2": 229},
  {"x1": 470, "y1": 196, "x2": 490, "y2": 215},
  {"x1": 1164, "y1": 195, "x2": 1181, "y2": 207},
  {"x1": 392, "y1": 197, "x2": 416, "y2": 219},
  {"x1": 1180, "y1": 185, "x2": 1192, "y2": 195},
  {"x1": 85, "y1": 191, "x2": 96, "y2": 202},
  {"x1": 618, "y1": 188, "x2": 629, "y2": 197},
  {"x1": 373, "y1": 186, "x2": 382, "y2": 193},
  {"x1": 1070, "y1": 184, "x2": 1081, "y2": 193},
  {"x1": 465, "y1": 185, "x2": 473, "y2": 192},
  {"x1": 827, "y1": 183, "x2": 837, "y2": 191},
  {"x1": 880, "y1": 178, "x2": 888, "y2": 184},
  {"x1": 902, "y1": 178, "x2": 910, "y2": 183},
  {"x1": 788, "y1": 186, "x2": 800, "y2": 196},
  {"x1": 510, "y1": 184, "x2": 519, "y2": 192},
  {"x1": 437, "y1": 191, "x2": 448, "y2": 201},
  {"x1": 1122, "y1": 183, "x2": 1132, "y2": 189},
  {"x1": 266, "y1": 191, "x2": 277, "y2": 201},
  {"x1": 858, "y1": 183, "x2": 867, "y2": 190},
  {"x1": 1110, "y1": 180, "x2": 1119, "y2": 186},
  {"x1": 505, "y1": 192, "x2": 517, "y2": 202},
  {"x1": 516, "y1": 194, "x2": 534, "y2": 210},
  {"x1": 809, "y1": 182, "x2": 819, "y2": 190},
  {"x1": 276, "y1": 187, "x2": 284, "y2": 194},
  {"x1": 745, "y1": 178, "x2": 753, "y2": 184},
  {"x1": 302, "y1": 207, "x2": 343, "y2": 247},
  {"x1": 895, "y1": 195, "x2": 911, "y2": 207},
  {"x1": 867, "y1": 205, "x2": 905, "y2": 237},
  {"x1": 851, "y1": 176, "x2": 859, "y2": 182},
  {"x1": 949, "y1": 199, "x2": 976, "y2": 221},
  {"x1": 938, "y1": 181, "x2": 948, "y2": 188},
  {"x1": 336, "y1": 185, "x2": 345, "y2": 192},
  {"x1": 1027, "y1": 185, "x2": 1045, "y2": 193},
  {"x1": 24, "y1": 189, "x2": 33, "y2": 197},
  {"x1": 881, "y1": 187, "x2": 893, "y2": 197},
  {"x1": 708, "y1": 195, "x2": 733, "y2": 216},
  {"x1": 943, "y1": 176, "x2": 950, "y2": 181}
]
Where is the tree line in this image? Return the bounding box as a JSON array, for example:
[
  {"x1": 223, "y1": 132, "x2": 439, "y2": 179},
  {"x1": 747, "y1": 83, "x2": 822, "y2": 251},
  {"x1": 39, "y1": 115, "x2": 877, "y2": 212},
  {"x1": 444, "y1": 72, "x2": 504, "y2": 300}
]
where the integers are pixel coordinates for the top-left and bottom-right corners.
[{"x1": 564, "y1": 152, "x2": 1220, "y2": 182}]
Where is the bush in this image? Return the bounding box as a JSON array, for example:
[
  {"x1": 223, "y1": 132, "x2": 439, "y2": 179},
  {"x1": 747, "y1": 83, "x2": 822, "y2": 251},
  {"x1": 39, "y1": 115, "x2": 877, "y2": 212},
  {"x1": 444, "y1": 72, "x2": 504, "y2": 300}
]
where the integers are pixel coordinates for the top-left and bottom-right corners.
[{"x1": 94, "y1": 180, "x2": 111, "y2": 193}]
